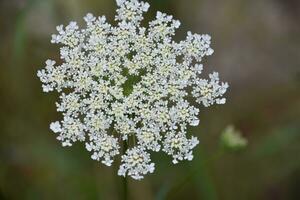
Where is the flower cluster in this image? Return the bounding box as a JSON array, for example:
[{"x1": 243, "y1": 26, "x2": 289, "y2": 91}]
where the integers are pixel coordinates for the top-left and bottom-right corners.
[{"x1": 37, "y1": 0, "x2": 228, "y2": 180}]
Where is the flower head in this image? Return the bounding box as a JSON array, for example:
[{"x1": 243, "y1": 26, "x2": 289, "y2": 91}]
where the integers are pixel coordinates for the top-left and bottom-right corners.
[{"x1": 37, "y1": 0, "x2": 228, "y2": 180}]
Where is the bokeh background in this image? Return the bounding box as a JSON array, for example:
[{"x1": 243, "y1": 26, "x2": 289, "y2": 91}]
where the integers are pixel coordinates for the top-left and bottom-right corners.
[{"x1": 1, "y1": 0, "x2": 300, "y2": 199}]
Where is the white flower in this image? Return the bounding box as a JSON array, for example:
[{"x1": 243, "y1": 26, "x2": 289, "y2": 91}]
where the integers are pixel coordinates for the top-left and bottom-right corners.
[
  {"x1": 84, "y1": 13, "x2": 96, "y2": 24},
  {"x1": 190, "y1": 119, "x2": 200, "y2": 126},
  {"x1": 192, "y1": 72, "x2": 229, "y2": 107},
  {"x1": 50, "y1": 121, "x2": 62, "y2": 133},
  {"x1": 38, "y1": 0, "x2": 228, "y2": 180},
  {"x1": 163, "y1": 130, "x2": 199, "y2": 164},
  {"x1": 136, "y1": 125, "x2": 161, "y2": 152},
  {"x1": 118, "y1": 147, "x2": 155, "y2": 180},
  {"x1": 86, "y1": 133, "x2": 120, "y2": 166}
]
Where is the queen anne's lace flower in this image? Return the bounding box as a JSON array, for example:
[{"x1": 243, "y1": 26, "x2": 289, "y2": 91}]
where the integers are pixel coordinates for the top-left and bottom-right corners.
[{"x1": 37, "y1": 0, "x2": 228, "y2": 180}]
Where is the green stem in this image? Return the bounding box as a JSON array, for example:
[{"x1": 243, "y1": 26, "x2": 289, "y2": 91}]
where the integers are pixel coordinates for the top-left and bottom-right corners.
[
  {"x1": 121, "y1": 140, "x2": 128, "y2": 200},
  {"x1": 122, "y1": 175, "x2": 128, "y2": 200}
]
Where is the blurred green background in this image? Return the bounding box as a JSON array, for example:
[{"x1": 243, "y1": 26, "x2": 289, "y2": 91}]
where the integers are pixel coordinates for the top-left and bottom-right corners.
[{"x1": 1, "y1": 0, "x2": 300, "y2": 199}]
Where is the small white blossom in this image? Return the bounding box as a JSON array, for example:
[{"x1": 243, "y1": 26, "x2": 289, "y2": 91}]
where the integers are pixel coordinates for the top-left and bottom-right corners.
[
  {"x1": 192, "y1": 72, "x2": 229, "y2": 107},
  {"x1": 163, "y1": 130, "x2": 199, "y2": 164},
  {"x1": 38, "y1": 0, "x2": 228, "y2": 180},
  {"x1": 50, "y1": 121, "x2": 62, "y2": 133},
  {"x1": 86, "y1": 133, "x2": 120, "y2": 166},
  {"x1": 118, "y1": 147, "x2": 155, "y2": 180},
  {"x1": 136, "y1": 125, "x2": 161, "y2": 152},
  {"x1": 84, "y1": 13, "x2": 96, "y2": 24}
]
